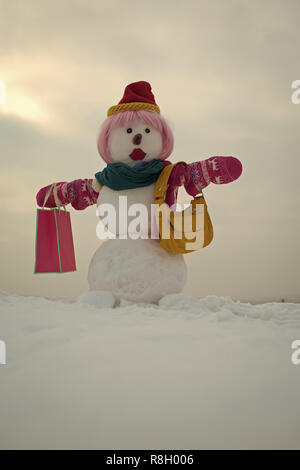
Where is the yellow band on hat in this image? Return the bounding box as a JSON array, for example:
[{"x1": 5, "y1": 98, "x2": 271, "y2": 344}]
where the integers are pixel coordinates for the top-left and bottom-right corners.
[{"x1": 107, "y1": 102, "x2": 160, "y2": 117}]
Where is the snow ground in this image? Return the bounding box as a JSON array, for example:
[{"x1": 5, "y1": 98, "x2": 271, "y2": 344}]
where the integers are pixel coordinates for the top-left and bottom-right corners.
[{"x1": 0, "y1": 290, "x2": 300, "y2": 450}]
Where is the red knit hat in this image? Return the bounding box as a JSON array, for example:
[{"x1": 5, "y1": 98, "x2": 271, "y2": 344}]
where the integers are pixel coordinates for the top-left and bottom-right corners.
[{"x1": 107, "y1": 81, "x2": 160, "y2": 117}]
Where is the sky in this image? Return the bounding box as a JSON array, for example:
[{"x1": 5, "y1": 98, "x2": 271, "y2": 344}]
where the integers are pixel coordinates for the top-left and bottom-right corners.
[{"x1": 0, "y1": 0, "x2": 299, "y2": 302}]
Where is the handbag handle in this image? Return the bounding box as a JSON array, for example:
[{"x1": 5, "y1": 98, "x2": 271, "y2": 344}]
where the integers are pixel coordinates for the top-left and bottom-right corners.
[
  {"x1": 42, "y1": 183, "x2": 66, "y2": 211},
  {"x1": 154, "y1": 161, "x2": 187, "y2": 202}
]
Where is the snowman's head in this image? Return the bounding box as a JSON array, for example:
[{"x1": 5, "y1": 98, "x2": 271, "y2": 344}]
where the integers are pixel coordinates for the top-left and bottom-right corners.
[{"x1": 97, "y1": 110, "x2": 174, "y2": 166}]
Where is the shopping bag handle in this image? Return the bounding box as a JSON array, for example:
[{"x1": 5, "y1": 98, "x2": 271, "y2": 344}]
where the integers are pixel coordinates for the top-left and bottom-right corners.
[{"x1": 43, "y1": 183, "x2": 66, "y2": 211}]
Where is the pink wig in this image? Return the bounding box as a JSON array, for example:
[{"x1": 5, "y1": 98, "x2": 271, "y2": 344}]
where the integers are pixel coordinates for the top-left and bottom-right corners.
[{"x1": 97, "y1": 110, "x2": 174, "y2": 163}]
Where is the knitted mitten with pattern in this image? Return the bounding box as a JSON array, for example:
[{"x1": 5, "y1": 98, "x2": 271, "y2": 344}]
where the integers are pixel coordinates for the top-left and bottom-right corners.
[
  {"x1": 184, "y1": 156, "x2": 243, "y2": 195},
  {"x1": 165, "y1": 156, "x2": 242, "y2": 205},
  {"x1": 36, "y1": 179, "x2": 99, "y2": 210}
]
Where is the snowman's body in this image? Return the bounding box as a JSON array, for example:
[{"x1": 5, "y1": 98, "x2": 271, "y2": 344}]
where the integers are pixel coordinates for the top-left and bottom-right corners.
[
  {"x1": 97, "y1": 184, "x2": 156, "y2": 237},
  {"x1": 87, "y1": 187, "x2": 187, "y2": 304},
  {"x1": 88, "y1": 239, "x2": 187, "y2": 304}
]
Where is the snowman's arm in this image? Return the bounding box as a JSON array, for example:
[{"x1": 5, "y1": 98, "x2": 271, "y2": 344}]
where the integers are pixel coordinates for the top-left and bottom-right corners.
[
  {"x1": 36, "y1": 178, "x2": 101, "y2": 210},
  {"x1": 166, "y1": 157, "x2": 242, "y2": 202},
  {"x1": 167, "y1": 157, "x2": 242, "y2": 196}
]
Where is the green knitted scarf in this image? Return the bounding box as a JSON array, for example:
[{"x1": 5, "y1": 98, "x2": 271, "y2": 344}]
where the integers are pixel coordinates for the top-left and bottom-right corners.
[{"x1": 95, "y1": 159, "x2": 165, "y2": 191}]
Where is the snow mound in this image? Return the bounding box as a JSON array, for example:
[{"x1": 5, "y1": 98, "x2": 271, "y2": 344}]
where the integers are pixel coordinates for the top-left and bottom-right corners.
[
  {"x1": 0, "y1": 293, "x2": 300, "y2": 450},
  {"x1": 78, "y1": 290, "x2": 116, "y2": 308},
  {"x1": 159, "y1": 293, "x2": 300, "y2": 327}
]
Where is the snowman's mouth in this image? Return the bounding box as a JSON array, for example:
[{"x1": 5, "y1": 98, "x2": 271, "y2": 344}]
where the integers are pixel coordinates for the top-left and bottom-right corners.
[{"x1": 129, "y1": 148, "x2": 146, "y2": 161}]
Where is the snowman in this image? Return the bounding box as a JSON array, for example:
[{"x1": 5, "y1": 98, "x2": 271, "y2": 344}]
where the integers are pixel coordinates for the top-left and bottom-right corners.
[{"x1": 37, "y1": 81, "x2": 242, "y2": 307}]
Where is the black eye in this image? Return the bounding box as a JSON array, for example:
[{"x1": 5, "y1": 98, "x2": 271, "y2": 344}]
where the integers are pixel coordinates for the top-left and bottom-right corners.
[
  {"x1": 126, "y1": 128, "x2": 133, "y2": 134},
  {"x1": 145, "y1": 128, "x2": 151, "y2": 133}
]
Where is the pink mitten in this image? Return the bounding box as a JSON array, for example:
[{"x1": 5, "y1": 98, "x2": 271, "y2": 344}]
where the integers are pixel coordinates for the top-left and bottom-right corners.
[
  {"x1": 184, "y1": 156, "x2": 243, "y2": 196},
  {"x1": 165, "y1": 163, "x2": 190, "y2": 207},
  {"x1": 36, "y1": 179, "x2": 99, "y2": 210}
]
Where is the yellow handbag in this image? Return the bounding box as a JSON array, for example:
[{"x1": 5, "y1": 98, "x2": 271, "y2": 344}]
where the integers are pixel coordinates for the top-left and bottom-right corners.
[{"x1": 153, "y1": 162, "x2": 214, "y2": 254}]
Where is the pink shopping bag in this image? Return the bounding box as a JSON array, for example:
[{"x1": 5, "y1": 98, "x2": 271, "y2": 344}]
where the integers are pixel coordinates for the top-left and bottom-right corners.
[{"x1": 34, "y1": 184, "x2": 76, "y2": 273}]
